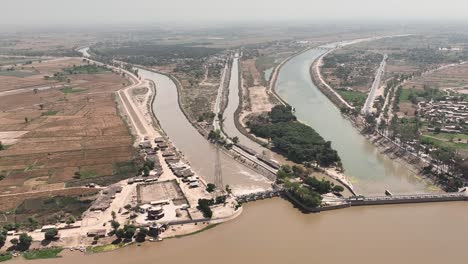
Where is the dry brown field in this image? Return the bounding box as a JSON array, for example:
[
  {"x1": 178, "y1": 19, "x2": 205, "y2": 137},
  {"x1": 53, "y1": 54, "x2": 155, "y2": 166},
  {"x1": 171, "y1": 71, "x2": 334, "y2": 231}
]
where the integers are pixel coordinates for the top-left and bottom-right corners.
[
  {"x1": 403, "y1": 63, "x2": 468, "y2": 91},
  {"x1": 0, "y1": 58, "x2": 134, "y2": 196}
]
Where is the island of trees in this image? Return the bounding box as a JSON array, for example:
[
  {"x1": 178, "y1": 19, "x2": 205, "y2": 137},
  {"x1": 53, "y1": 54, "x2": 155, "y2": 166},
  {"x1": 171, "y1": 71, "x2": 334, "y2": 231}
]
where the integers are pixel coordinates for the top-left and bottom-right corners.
[{"x1": 247, "y1": 105, "x2": 341, "y2": 168}]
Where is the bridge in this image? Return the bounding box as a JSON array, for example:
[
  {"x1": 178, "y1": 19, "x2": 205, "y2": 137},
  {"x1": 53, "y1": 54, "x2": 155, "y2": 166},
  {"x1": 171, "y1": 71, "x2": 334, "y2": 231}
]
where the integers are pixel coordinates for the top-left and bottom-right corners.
[
  {"x1": 236, "y1": 189, "x2": 284, "y2": 203},
  {"x1": 347, "y1": 192, "x2": 468, "y2": 206}
]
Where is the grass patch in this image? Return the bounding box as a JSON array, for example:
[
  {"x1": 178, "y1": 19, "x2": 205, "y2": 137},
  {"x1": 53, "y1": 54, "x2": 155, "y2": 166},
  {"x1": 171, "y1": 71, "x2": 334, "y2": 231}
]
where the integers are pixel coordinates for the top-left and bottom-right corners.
[
  {"x1": 0, "y1": 70, "x2": 37, "y2": 78},
  {"x1": 41, "y1": 110, "x2": 58, "y2": 116},
  {"x1": 79, "y1": 171, "x2": 97, "y2": 179},
  {"x1": 426, "y1": 132, "x2": 468, "y2": 141},
  {"x1": 87, "y1": 243, "x2": 124, "y2": 253},
  {"x1": 169, "y1": 224, "x2": 219, "y2": 239},
  {"x1": 336, "y1": 90, "x2": 367, "y2": 107},
  {"x1": 59, "y1": 87, "x2": 87, "y2": 94},
  {"x1": 0, "y1": 253, "x2": 12, "y2": 262},
  {"x1": 255, "y1": 56, "x2": 276, "y2": 72},
  {"x1": 22, "y1": 248, "x2": 63, "y2": 260},
  {"x1": 113, "y1": 160, "x2": 138, "y2": 176},
  {"x1": 421, "y1": 135, "x2": 468, "y2": 150},
  {"x1": 399, "y1": 88, "x2": 412, "y2": 102}
]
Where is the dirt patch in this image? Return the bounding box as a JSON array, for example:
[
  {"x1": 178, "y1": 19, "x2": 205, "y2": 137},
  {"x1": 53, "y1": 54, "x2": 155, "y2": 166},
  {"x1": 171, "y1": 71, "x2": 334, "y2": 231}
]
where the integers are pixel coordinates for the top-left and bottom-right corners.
[{"x1": 248, "y1": 86, "x2": 274, "y2": 113}]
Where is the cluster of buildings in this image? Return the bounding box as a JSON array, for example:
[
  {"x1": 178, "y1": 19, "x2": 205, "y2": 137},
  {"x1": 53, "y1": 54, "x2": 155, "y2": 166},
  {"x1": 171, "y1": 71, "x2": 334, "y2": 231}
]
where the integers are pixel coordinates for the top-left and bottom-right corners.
[
  {"x1": 419, "y1": 100, "x2": 468, "y2": 133},
  {"x1": 157, "y1": 136, "x2": 199, "y2": 188}
]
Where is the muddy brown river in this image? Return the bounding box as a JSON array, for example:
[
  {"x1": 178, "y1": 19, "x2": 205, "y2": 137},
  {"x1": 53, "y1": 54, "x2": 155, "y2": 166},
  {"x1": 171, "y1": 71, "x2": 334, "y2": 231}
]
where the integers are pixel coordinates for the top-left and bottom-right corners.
[{"x1": 10, "y1": 199, "x2": 468, "y2": 264}]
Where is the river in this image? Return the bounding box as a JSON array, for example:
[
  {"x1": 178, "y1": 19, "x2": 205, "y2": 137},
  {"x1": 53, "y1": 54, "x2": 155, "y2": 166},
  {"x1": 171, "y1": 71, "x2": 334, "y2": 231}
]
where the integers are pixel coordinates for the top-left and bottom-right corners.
[
  {"x1": 11, "y1": 199, "x2": 468, "y2": 264},
  {"x1": 276, "y1": 47, "x2": 433, "y2": 195}
]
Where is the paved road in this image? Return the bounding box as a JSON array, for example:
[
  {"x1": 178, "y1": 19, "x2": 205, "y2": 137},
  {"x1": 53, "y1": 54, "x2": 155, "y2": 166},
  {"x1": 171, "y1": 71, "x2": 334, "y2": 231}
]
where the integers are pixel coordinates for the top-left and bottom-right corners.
[{"x1": 362, "y1": 54, "x2": 387, "y2": 115}]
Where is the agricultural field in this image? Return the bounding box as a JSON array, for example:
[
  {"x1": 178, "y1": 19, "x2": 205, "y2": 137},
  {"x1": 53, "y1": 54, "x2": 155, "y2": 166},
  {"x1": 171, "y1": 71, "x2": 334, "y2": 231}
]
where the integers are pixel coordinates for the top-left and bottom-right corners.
[
  {"x1": 0, "y1": 58, "x2": 136, "y2": 199},
  {"x1": 321, "y1": 49, "x2": 383, "y2": 94}
]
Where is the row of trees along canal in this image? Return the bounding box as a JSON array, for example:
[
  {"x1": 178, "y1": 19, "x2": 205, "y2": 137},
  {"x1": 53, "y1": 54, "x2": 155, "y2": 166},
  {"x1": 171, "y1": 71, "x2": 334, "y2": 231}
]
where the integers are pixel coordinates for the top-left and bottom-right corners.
[
  {"x1": 340, "y1": 74, "x2": 466, "y2": 192},
  {"x1": 207, "y1": 105, "x2": 344, "y2": 208}
]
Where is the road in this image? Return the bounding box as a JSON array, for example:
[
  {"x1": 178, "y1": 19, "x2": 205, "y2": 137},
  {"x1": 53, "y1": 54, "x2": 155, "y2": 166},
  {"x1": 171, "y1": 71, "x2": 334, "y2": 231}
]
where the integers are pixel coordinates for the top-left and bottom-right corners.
[
  {"x1": 362, "y1": 54, "x2": 387, "y2": 115},
  {"x1": 213, "y1": 62, "x2": 229, "y2": 130}
]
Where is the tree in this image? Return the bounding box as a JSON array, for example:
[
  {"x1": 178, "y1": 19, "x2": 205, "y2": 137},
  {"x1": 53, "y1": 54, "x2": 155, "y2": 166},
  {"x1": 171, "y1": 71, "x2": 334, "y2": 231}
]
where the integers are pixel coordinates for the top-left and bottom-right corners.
[
  {"x1": 143, "y1": 166, "x2": 150, "y2": 176},
  {"x1": 44, "y1": 228, "x2": 58, "y2": 240},
  {"x1": 27, "y1": 217, "x2": 39, "y2": 231},
  {"x1": 24, "y1": 117, "x2": 29, "y2": 123},
  {"x1": 10, "y1": 238, "x2": 18, "y2": 246},
  {"x1": 0, "y1": 141, "x2": 4, "y2": 151},
  {"x1": 115, "y1": 229, "x2": 125, "y2": 240},
  {"x1": 111, "y1": 220, "x2": 120, "y2": 231},
  {"x1": 111, "y1": 211, "x2": 116, "y2": 220},
  {"x1": 225, "y1": 184, "x2": 232, "y2": 194},
  {"x1": 18, "y1": 233, "x2": 32, "y2": 251},
  {"x1": 66, "y1": 216, "x2": 76, "y2": 225},
  {"x1": 206, "y1": 183, "x2": 216, "y2": 193},
  {"x1": 197, "y1": 199, "x2": 213, "y2": 218},
  {"x1": 332, "y1": 185, "x2": 345, "y2": 193},
  {"x1": 0, "y1": 233, "x2": 5, "y2": 248},
  {"x1": 232, "y1": 136, "x2": 239, "y2": 144},
  {"x1": 135, "y1": 228, "x2": 148, "y2": 242},
  {"x1": 123, "y1": 225, "x2": 136, "y2": 241}
]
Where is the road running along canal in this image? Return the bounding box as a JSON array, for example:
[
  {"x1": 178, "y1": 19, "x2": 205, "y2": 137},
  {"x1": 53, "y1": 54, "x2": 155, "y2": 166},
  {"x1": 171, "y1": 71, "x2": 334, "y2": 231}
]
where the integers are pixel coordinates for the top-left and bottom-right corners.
[
  {"x1": 137, "y1": 69, "x2": 272, "y2": 194},
  {"x1": 275, "y1": 47, "x2": 434, "y2": 195}
]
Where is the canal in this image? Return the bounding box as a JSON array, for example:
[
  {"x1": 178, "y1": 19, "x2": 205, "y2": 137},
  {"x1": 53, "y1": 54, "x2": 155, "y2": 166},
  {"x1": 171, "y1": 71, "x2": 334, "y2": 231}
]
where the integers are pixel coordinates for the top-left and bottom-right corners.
[
  {"x1": 137, "y1": 69, "x2": 271, "y2": 194},
  {"x1": 275, "y1": 47, "x2": 433, "y2": 195}
]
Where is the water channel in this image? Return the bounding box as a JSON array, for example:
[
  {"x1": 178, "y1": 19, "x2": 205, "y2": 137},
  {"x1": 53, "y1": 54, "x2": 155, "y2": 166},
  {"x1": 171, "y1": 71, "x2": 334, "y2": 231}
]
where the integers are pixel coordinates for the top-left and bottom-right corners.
[
  {"x1": 138, "y1": 69, "x2": 271, "y2": 194},
  {"x1": 275, "y1": 47, "x2": 433, "y2": 195},
  {"x1": 222, "y1": 57, "x2": 267, "y2": 154}
]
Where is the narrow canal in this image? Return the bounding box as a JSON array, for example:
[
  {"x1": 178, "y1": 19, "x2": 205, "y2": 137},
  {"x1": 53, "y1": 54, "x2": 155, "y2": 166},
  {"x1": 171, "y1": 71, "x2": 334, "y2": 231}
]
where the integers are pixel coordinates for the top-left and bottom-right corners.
[
  {"x1": 222, "y1": 57, "x2": 267, "y2": 154},
  {"x1": 138, "y1": 69, "x2": 271, "y2": 194}
]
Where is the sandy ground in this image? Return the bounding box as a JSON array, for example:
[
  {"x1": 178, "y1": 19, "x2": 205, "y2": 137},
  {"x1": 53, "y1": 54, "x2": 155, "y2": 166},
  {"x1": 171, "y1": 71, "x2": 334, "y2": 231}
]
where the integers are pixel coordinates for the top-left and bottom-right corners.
[
  {"x1": 248, "y1": 86, "x2": 274, "y2": 113},
  {"x1": 0, "y1": 131, "x2": 28, "y2": 145}
]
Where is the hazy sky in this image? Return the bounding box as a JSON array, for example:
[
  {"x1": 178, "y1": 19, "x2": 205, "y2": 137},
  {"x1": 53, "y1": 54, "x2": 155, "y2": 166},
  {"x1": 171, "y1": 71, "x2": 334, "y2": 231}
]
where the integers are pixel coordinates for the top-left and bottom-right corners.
[{"x1": 2, "y1": 0, "x2": 468, "y2": 25}]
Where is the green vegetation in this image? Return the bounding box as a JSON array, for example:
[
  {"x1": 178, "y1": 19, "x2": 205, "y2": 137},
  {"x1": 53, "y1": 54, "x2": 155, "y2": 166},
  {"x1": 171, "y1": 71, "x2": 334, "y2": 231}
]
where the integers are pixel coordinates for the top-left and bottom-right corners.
[
  {"x1": 0, "y1": 70, "x2": 37, "y2": 78},
  {"x1": 93, "y1": 44, "x2": 221, "y2": 66},
  {"x1": 248, "y1": 105, "x2": 341, "y2": 167},
  {"x1": 0, "y1": 253, "x2": 12, "y2": 262},
  {"x1": 0, "y1": 141, "x2": 4, "y2": 151},
  {"x1": 135, "y1": 227, "x2": 148, "y2": 243},
  {"x1": 197, "y1": 111, "x2": 216, "y2": 123},
  {"x1": 87, "y1": 243, "x2": 124, "y2": 253},
  {"x1": 41, "y1": 110, "x2": 58, "y2": 116},
  {"x1": 15, "y1": 233, "x2": 32, "y2": 251},
  {"x1": 63, "y1": 65, "x2": 109, "y2": 74},
  {"x1": 197, "y1": 199, "x2": 214, "y2": 218},
  {"x1": 23, "y1": 248, "x2": 63, "y2": 260},
  {"x1": 206, "y1": 183, "x2": 216, "y2": 193},
  {"x1": 285, "y1": 181, "x2": 323, "y2": 208},
  {"x1": 399, "y1": 86, "x2": 445, "y2": 104},
  {"x1": 59, "y1": 87, "x2": 87, "y2": 94},
  {"x1": 15, "y1": 196, "x2": 92, "y2": 226},
  {"x1": 277, "y1": 165, "x2": 345, "y2": 207},
  {"x1": 337, "y1": 90, "x2": 367, "y2": 107},
  {"x1": 74, "y1": 170, "x2": 97, "y2": 179},
  {"x1": 44, "y1": 228, "x2": 58, "y2": 240}
]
